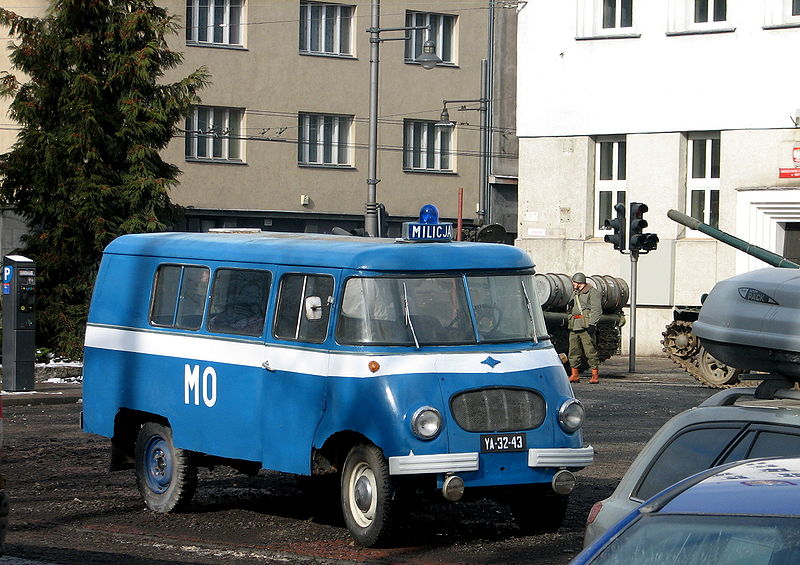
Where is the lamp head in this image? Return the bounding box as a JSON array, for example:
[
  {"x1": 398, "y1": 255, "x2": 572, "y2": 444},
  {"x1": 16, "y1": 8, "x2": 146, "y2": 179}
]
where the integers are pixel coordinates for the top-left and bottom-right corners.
[
  {"x1": 435, "y1": 107, "x2": 454, "y2": 128},
  {"x1": 416, "y1": 40, "x2": 442, "y2": 70}
]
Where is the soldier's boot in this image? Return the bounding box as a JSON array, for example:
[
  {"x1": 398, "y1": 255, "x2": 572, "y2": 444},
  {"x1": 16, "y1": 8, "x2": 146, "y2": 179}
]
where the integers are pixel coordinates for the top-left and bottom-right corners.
[
  {"x1": 569, "y1": 368, "x2": 580, "y2": 383},
  {"x1": 589, "y1": 369, "x2": 600, "y2": 384}
]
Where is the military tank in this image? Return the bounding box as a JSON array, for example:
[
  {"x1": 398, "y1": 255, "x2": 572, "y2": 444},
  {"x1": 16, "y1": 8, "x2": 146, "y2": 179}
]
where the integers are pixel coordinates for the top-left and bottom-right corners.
[
  {"x1": 662, "y1": 210, "x2": 800, "y2": 388},
  {"x1": 535, "y1": 273, "x2": 628, "y2": 369}
]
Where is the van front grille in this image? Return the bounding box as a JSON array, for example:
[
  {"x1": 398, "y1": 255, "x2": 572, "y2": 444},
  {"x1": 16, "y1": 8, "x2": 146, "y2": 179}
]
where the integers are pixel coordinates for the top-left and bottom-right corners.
[{"x1": 450, "y1": 387, "x2": 546, "y2": 432}]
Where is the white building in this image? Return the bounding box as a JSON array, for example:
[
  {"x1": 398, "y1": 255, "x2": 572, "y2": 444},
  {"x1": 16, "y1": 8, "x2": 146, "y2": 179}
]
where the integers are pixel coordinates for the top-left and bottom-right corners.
[{"x1": 516, "y1": 0, "x2": 800, "y2": 356}]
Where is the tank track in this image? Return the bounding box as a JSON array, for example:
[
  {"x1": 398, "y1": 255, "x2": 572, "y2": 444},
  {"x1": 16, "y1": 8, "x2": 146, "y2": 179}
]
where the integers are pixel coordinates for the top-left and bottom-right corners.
[{"x1": 661, "y1": 319, "x2": 743, "y2": 388}]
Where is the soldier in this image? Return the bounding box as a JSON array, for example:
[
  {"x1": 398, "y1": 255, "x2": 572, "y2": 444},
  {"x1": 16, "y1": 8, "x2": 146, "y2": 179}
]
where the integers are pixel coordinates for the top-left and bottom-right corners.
[{"x1": 567, "y1": 272, "x2": 602, "y2": 384}]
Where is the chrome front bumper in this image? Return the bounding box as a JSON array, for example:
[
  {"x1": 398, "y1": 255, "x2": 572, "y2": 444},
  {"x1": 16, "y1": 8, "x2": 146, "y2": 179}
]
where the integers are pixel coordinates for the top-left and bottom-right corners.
[{"x1": 388, "y1": 445, "x2": 594, "y2": 475}]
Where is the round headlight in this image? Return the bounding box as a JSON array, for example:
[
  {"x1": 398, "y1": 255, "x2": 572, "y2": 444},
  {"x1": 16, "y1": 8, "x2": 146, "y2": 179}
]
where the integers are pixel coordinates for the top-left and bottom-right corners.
[
  {"x1": 411, "y1": 406, "x2": 442, "y2": 440},
  {"x1": 558, "y1": 398, "x2": 585, "y2": 433}
]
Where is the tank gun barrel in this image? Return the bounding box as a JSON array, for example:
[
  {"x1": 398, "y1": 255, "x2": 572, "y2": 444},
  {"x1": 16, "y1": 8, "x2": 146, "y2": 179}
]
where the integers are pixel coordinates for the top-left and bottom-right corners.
[{"x1": 667, "y1": 209, "x2": 800, "y2": 269}]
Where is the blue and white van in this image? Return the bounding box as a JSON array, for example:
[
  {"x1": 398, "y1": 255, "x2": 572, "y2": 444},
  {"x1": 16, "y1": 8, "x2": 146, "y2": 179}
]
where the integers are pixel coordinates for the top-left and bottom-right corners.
[{"x1": 82, "y1": 208, "x2": 593, "y2": 546}]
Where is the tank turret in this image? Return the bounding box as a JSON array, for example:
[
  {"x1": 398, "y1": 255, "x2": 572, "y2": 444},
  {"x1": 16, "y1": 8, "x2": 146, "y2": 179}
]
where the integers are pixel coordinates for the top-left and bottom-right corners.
[{"x1": 663, "y1": 210, "x2": 800, "y2": 388}]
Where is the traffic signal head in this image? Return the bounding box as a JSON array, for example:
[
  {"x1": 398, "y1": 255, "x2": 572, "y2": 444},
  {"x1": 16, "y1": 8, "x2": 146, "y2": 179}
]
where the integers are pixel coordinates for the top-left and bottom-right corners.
[
  {"x1": 628, "y1": 202, "x2": 658, "y2": 252},
  {"x1": 603, "y1": 202, "x2": 626, "y2": 251}
]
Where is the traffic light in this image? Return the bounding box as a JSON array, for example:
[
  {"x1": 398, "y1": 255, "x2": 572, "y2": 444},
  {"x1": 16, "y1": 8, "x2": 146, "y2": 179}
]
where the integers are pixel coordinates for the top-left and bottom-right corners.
[
  {"x1": 629, "y1": 202, "x2": 659, "y2": 252},
  {"x1": 603, "y1": 202, "x2": 626, "y2": 251}
]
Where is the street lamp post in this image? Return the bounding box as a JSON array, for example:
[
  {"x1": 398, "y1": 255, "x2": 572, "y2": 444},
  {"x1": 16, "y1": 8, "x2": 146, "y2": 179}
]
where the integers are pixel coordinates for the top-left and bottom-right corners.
[
  {"x1": 435, "y1": 59, "x2": 490, "y2": 226},
  {"x1": 365, "y1": 0, "x2": 440, "y2": 237}
]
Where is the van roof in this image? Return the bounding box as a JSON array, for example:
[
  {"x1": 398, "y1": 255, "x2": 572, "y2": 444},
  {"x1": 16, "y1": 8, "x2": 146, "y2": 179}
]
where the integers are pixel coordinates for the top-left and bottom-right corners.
[{"x1": 104, "y1": 232, "x2": 535, "y2": 272}]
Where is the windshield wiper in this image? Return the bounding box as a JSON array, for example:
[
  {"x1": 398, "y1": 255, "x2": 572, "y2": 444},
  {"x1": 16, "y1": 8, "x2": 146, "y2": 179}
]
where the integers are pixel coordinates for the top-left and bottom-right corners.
[
  {"x1": 402, "y1": 282, "x2": 420, "y2": 349},
  {"x1": 521, "y1": 281, "x2": 539, "y2": 344}
]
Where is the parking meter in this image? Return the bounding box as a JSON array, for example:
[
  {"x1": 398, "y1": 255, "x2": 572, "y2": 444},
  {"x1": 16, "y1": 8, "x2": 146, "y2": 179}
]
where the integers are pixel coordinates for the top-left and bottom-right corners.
[{"x1": 2, "y1": 255, "x2": 36, "y2": 391}]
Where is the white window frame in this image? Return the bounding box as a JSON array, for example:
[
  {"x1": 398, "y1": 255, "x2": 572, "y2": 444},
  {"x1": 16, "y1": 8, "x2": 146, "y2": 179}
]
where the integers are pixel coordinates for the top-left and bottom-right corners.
[
  {"x1": 577, "y1": 0, "x2": 637, "y2": 38},
  {"x1": 299, "y1": 2, "x2": 353, "y2": 57},
  {"x1": 668, "y1": 0, "x2": 732, "y2": 33},
  {"x1": 403, "y1": 120, "x2": 453, "y2": 172},
  {"x1": 686, "y1": 132, "x2": 720, "y2": 234},
  {"x1": 404, "y1": 11, "x2": 456, "y2": 65},
  {"x1": 186, "y1": 0, "x2": 244, "y2": 47},
  {"x1": 594, "y1": 136, "x2": 627, "y2": 237},
  {"x1": 185, "y1": 106, "x2": 244, "y2": 162},
  {"x1": 297, "y1": 113, "x2": 353, "y2": 167},
  {"x1": 763, "y1": 0, "x2": 800, "y2": 27}
]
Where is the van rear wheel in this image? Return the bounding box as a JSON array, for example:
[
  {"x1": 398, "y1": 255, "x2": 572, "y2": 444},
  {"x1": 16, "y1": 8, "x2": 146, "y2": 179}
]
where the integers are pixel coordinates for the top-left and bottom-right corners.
[
  {"x1": 134, "y1": 422, "x2": 197, "y2": 513},
  {"x1": 341, "y1": 444, "x2": 397, "y2": 547}
]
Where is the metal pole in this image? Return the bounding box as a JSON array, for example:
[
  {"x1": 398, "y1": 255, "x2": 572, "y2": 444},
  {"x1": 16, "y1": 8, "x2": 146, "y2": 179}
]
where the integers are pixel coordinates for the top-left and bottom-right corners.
[
  {"x1": 629, "y1": 250, "x2": 638, "y2": 373},
  {"x1": 478, "y1": 59, "x2": 488, "y2": 226},
  {"x1": 365, "y1": 0, "x2": 380, "y2": 237}
]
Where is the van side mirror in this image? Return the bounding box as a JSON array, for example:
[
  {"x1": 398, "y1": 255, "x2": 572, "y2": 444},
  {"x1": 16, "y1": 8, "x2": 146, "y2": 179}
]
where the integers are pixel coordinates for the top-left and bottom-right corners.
[{"x1": 305, "y1": 296, "x2": 323, "y2": 320}]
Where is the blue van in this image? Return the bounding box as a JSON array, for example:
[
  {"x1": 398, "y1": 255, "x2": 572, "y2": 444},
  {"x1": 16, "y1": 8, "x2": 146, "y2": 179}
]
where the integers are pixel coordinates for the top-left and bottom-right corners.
[{"x1": 82, "y1": 209, "x2": 593, "y2": 546}]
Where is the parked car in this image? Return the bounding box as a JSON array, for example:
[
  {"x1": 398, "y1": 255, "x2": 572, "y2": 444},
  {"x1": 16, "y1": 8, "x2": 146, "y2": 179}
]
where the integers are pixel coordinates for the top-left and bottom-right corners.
[
  {"x1": 572, "y1": 456, "x2": 800, "y2": 565},
  {"x1": 583, "y1": 382, "x2": 800, "y2": 547}
]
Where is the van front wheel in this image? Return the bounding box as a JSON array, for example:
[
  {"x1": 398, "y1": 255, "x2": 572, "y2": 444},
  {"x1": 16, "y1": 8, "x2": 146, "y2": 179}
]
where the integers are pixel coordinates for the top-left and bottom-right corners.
[
  {"x1": 134, "y1": 422, "x2": 197, "y2": 513},
  {"x1": 341, "y1": 444, "x2": 397, "y2": 547}
]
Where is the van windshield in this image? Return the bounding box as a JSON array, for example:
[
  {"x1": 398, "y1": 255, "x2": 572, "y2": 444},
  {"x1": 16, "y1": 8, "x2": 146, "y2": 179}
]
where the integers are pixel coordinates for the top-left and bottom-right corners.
[{"x1": 335, "y1": 273, "x2": 549, "y2": 346}]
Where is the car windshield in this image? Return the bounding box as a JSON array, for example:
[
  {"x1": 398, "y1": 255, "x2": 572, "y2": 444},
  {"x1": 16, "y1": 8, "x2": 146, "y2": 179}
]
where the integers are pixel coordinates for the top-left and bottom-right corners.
[
  {"x1": 588, "y1": 514, "x2": 800, "y2": 565},
  {"x1": 335, "y1": 273, "x2": 549, "y2": 346}
]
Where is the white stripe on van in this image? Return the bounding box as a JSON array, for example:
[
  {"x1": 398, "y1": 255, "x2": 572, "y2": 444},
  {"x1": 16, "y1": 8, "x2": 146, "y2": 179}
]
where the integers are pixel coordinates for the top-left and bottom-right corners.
[{"x1": 84, "y1": 324, "x2": 563, "y2": 378}]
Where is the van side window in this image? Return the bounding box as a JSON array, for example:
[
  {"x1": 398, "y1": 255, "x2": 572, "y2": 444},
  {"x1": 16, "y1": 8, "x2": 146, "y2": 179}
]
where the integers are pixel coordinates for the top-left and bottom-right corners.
[
  {"x1": 150, "y1": 265, "x2": 210, "y2": 330},
  {"x1": 274, "y1": 274, "x2": 334, "y2": 343},
  {"x1": 207, "y1": 269, "x2": 271, "y2": 337}
]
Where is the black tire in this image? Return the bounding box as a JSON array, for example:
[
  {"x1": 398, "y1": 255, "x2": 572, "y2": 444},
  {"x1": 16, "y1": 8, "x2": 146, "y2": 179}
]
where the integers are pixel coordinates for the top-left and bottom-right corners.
[
  {"x1": 134, "y1": 421, "x2": 197, "y2": 513},
  {"x1": 340, "y1": 444, "x2": 398, "y2": 547},
  {"x1": 508, "y1": 487, "x2": 569, "y2": 535}
]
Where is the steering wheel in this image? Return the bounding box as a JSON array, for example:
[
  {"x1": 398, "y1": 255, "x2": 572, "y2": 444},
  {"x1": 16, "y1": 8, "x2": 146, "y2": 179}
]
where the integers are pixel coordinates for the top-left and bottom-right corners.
[{"x1": 474, "y1": 304, "x2": 502, "y2": 334}]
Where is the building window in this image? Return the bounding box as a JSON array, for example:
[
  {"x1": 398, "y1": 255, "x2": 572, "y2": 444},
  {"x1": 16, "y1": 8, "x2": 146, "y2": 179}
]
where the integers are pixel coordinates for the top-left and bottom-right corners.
[
  {"x1": 577, "y1": 0, "x2": 637, "y2": 38},
  {"x1": 693, "y1": 0, "x2": 726, "y2": 23},
  {"x1": 595, "y1": 136, "x2": 627, "y2": 235},
  {"x1": 668, "y1": 0, "x2": 731, "y2": 32},
  {"x1": 404, "y1": 11, "x2": 455, "y2": 64},
  {"x1": 299, "y1": 2, "x2": 353, "y2": 56},
  {"x1": 764, "y1": 0, "x2": 800, "y2": 26},
  {"x1": 403, "y1": 120, "x2": 452, "y2": 172},
  {"x1": 687, "y1": 132, "x2": 720, "y2": 230},
  {"x1": 185, "y1": 106, "x2": 243, "y2": 162},
  {"x1": 186, "y1": 0, "x2": 244, "y2": 46},
  {"x1": 298, "y1": 113, "x2": 352, "y2": 166},
  {"x1": 603, "y1": 0, "x2": 633, "y2": 29}
]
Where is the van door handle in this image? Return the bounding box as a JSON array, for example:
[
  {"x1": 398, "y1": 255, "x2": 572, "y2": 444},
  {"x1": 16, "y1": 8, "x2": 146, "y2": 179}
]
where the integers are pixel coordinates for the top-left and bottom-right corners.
[{"x1": 262, "y1": 360, "x2": 274, "y2": 372}]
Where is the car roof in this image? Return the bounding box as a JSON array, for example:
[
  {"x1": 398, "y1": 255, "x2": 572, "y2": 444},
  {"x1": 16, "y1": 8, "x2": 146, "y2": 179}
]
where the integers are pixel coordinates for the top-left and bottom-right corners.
[
  {"x1": 645, "y1": 457, "x2": 800, "y2": 517},
  {"x1": 103, "y1": 232, "x2": 535, "y2": 272}
]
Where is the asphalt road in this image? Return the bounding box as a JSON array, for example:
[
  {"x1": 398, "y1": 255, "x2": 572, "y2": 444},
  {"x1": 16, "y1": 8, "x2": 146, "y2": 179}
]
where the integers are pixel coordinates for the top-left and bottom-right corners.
[{"x1": 2, "y1": 357, "x2": 717, "y2": 565}]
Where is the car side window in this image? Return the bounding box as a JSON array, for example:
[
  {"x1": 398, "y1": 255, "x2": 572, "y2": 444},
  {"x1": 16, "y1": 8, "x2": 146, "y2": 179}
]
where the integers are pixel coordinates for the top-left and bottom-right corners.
[
  {"x1": 207, "y1": 269, "x2": 271, "y2": 336},
  {"x1": 150, "y1": 264, "x2": 210, "y2": 330},
  {"x1": 633, "y1": 426, "x2": 741, "y2": 501},
  {"x1": 274, "y1": 273, "x2": 334, "y2": 343},
  {"x1": 747, "y1": 430, "x2": 800, "y2": 459}
]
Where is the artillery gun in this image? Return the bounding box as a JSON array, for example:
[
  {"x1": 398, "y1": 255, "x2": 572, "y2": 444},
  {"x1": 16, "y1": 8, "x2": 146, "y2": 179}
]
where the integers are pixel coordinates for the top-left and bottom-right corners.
[
  {"x1": 535, "y1": 273, "x2": 628, "y2": 370},
  {"x1": 663, "y1": 210, "x2": 800, "y2": 387}
]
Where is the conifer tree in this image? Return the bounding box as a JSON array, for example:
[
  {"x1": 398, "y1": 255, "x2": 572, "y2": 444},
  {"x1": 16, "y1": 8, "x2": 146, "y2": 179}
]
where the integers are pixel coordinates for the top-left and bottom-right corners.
[{"x1": 0, "y1": 0, "x2": 209, "y2": 358}]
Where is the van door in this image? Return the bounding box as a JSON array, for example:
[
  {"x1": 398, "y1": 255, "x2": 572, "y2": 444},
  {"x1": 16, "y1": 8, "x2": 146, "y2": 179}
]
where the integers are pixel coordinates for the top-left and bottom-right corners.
[{"x1": 260, "y1": 268, "x2": 337, "y2": 474}]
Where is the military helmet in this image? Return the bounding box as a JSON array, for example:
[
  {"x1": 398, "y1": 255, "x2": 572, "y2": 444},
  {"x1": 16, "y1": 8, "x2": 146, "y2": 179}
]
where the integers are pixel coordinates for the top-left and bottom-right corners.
[{"x1": 572, "y1": 272, "x2": 587, "y2": 284}]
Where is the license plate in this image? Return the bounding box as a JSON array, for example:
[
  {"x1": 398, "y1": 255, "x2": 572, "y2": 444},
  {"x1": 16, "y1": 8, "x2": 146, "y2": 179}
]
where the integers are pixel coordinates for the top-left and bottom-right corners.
[{"x1": 480, "y1": 433, "x2": 527, "y2": 453}]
